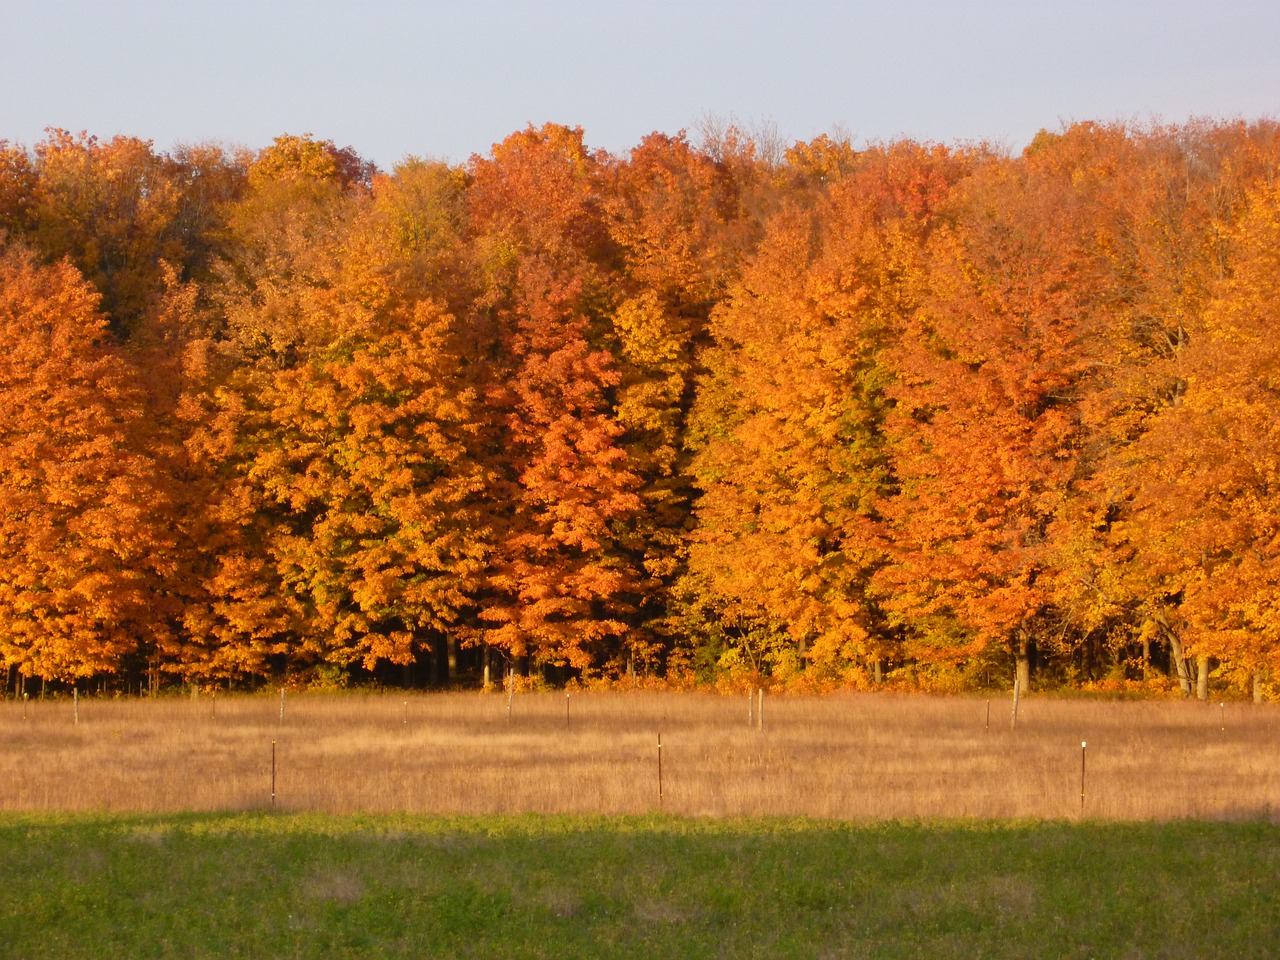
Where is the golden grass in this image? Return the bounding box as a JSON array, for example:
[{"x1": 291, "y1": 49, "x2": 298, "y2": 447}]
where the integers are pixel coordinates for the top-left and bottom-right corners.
[{"x1": 2, "y1": 689, "x2": 1276, "y2": 821}]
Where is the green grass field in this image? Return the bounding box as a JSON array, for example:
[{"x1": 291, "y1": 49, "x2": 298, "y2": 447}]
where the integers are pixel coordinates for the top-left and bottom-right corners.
[{"x1": 2, "y1": 813, "x2": 1277, "y2": 959}]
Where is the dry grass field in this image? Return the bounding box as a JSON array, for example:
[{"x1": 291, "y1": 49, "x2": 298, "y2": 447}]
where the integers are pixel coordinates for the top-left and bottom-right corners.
[{"x1": 2, "y1": 689, "x2": 1277, "y2": 821}]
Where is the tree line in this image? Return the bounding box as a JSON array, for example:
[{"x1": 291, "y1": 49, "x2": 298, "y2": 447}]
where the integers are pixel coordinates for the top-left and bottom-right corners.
[{"x1": 1, "y1": 119, "x2": 1278, "y2": 697}]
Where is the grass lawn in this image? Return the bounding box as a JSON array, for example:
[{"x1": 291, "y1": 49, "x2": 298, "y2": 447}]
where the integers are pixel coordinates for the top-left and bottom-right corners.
[{"x1": 2, "y1": 813, "x2": 1277, "y2": 959}]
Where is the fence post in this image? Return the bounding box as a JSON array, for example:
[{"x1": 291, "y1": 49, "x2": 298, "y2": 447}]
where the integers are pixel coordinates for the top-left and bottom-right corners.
[
  {"x1": 1079, "y1": 741, "x2": 1087, "y2": 815},
  {"x1": 657, "y1": 732, "x2": 664, "y2": 808}
]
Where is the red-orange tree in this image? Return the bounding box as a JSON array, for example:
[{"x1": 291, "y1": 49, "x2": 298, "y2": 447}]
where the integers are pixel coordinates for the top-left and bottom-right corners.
[{"x1": 467, "y1": 125, "x2": 642, "y2": 671}]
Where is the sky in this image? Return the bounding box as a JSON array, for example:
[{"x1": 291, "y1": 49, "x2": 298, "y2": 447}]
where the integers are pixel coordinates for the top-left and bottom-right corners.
[{"x1": 2, "y1": 0, "x2": 1277, "y2": 169}]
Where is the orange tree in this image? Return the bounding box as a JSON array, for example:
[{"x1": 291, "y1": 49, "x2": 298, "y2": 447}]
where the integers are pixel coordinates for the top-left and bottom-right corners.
[
  {"x1": 1119, "y1": 179, "x2": 1280, "y2": 695},
  {"x1": 1060, "y1": 121, "x2": 1280, "y2": 691},
  {"x1": 875, "y1": 140, "x2": 1108, "y2": 689},
  {"x1": 600, "y1": 131, "x2": 759, "y2": 670},
  {"x1": 182, "y1": 135, "x2": 489, "y2": 683},
  {"x1": 682, "y1": 141, "x2": 968, "y2": 681},
  {"x1": 0, "y1": 245, "x2": 174, "y2": 682}
]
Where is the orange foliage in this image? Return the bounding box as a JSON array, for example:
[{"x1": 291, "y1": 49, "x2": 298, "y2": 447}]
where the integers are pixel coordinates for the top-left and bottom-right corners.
[
  {"x1": 1124, "y1": 181, "x2": 1280, "y2": 676},
  {"x1": 468, "y1": 125, "x2": 642, "y2": 670},
  {"x1": 877, "y1": 145, "x2": 1103, "y2": 665},
  {"x1": 1, "y1": 119, "x2": 1279, "y2": 692},
  {"x1": 0, "y1": 246, "x2": 174, "y2": 679}
]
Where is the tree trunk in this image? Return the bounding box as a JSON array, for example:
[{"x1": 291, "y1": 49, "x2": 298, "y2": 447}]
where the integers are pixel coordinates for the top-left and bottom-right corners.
[
  {"x1": 1142, "y1": 636, "x2": 1151, "y2": 680},
  {"x1": 482, "y1": 645, "x2": 491, "y2": 690},
  {"x1": 1196, "y1": 654, "x2": 1209, "y2": 701},
  {"x1": 872, "y1": 659, "x2": 883, "y2": 684},
  {"x1": 446, "y1": 635, "x2": 458, "y2": 683},
  {"x1": 1253, "y1": 670, "x2": 1265, "y2": 704},
  {"x1": 1015, "y1": 632, "x2": 1032, "y2": 695},
  {"x1": 1160, "y1": 616, "x2": 1193, "y2": 697}
]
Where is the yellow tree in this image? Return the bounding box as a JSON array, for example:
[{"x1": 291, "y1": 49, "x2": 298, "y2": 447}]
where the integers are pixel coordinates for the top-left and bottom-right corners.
[
  {"x1": 176, "y1": 135, "x2": 362, "y2": 680},
  {"x1": 26, "y1": 130, "x2": 187, "y2": 336},
  {"x1": 234, "y1": 296, "x2": 488, "y2": 675}
]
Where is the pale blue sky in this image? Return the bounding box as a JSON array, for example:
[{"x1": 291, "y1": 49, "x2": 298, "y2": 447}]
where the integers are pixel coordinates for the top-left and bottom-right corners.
[{"x1": 2, "y1": 0, "x2": 1277, "y2": 168}]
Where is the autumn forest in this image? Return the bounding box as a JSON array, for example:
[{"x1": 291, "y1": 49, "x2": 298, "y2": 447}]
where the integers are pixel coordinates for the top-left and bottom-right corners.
[{"x1": 2, "y1": 119, "x2": 1279, "y2": 698}]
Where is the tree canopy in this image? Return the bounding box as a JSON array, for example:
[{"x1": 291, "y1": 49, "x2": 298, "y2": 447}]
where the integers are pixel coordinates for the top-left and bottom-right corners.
[{"x1": 1, "y1": 120, "x2": 1278, "y2": 697}]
